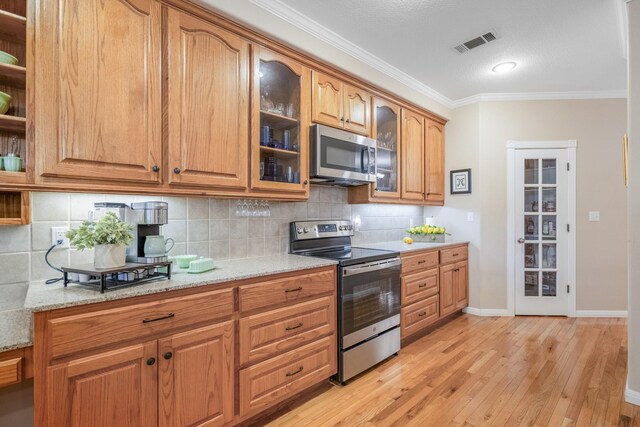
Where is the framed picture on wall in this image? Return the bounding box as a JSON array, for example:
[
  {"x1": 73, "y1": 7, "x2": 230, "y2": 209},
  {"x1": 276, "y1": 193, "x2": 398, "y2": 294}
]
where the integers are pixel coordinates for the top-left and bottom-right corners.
[{"x1": 450, "y1": 168, "x2": 472, "y2": 194}]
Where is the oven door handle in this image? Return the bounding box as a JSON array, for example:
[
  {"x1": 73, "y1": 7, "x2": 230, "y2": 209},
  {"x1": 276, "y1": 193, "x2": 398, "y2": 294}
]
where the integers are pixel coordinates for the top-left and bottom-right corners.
[{"x1": 342, "y1": 257, "x2": 401, "y2": 277}]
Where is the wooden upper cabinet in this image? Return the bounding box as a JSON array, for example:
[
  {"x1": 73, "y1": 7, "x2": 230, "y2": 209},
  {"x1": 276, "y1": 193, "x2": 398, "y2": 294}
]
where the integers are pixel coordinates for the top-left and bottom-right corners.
[
  {"x1": 47, "y1": 341, "x2": 158, "y2": 427},
  {"x1": 37, "y1": 0, "x2": 162, "y2": 183},
  {"x1": 311, "y1": 71, "x2": 343, "y2": 129},
  {"x1": 425, "y1": 120, "x2": 445, "y2": 205},
  {"x1": 251, "y1": 46, "x2": 310, "y2": 194},
  {"x1": 158, "y1": 321, "x2": 234, "y2": 427},
  {"x1": 401, "y1": 109, "x2": 425, "y2": 200},
  {"x1": 166, "y1": 8, "x2": 249, "y2": 189},
  {"x1": 343, "y1": 84, "x2": 371, "y2": 135},
  {"x1": 371, "y1": 98, "x2": 401, "y2": 199},
  {"x1": 312, "y1": 71, "x2": 371, "y2": 136}
]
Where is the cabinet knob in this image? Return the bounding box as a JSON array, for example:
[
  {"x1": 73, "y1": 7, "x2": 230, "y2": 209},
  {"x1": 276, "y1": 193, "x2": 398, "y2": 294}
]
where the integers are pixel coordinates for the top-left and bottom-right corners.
[
  {"x1": 340, "y1": 116, "x2": 344, "y2": 122},
  {"x1": 345, "y1": 118, "x2": 350, "y2": 123},
  {"x1": 146, "y1": 357, "x2": 156, "y2": 366},
  {"x1": 173, "y1": 168, "x2": 181, "y2": 174},
  {"x1": 163, "y1": 351, "x2": 173, "y2": 360},
  {"x1": 303, "y1": 180, "x2": 308, "y2": 185},
  {"x1": 152, "y1": 165, "x2": 160, "y2": 172}
]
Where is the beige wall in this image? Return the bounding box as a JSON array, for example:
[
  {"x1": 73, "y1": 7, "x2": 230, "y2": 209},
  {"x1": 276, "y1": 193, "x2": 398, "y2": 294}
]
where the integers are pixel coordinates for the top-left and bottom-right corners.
[
  {"x1": 626, "y1": 0, "x2": 640, "y2": 397},
  {"x1": 195, "y1": 0, "x2": 452, "y2": 119},
  {"x1": 443, "y1": 99, "x2": 628, "y2": 312}
]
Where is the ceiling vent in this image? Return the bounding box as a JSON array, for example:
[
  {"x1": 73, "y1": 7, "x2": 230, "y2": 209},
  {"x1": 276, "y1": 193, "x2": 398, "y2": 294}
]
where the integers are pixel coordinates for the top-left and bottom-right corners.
[{"x1": 453, "y1": 31, "x2": 499, "y2": 54}]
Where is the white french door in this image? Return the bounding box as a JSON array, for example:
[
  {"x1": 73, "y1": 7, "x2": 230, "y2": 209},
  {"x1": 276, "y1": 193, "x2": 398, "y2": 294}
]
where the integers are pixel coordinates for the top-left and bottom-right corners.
[{"x1": 514, "y1": 149, "x2": 569, "y2": 315}]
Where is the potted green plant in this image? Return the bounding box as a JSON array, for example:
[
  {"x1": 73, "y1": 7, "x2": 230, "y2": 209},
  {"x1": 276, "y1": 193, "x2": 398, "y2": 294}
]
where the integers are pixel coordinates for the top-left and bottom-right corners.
[{"x1": 66, "y1": 212, "x2": 134, "y2": 269}]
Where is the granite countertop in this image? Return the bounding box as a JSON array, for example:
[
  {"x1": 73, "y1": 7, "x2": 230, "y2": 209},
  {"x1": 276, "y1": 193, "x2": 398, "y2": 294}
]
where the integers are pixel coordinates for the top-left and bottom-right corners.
[
  {"x1": 0, "y1": 283, "x2": 32, "y2": 352},
  {"x1": 0, "y1": 254, "x2": 337, "y2": 353},
  {"x1": 358, "y1": 240, "x2": 469, "y2": 254}
]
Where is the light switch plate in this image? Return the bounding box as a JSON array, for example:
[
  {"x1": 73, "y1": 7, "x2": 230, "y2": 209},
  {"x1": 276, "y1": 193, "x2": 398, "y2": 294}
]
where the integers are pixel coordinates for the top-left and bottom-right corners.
[
  {"x1": 467, "y1": 212, "x2": 474, "y2": 222},
  {"x1": 588, "y1": 211, "x2": 600, "y2": 222}
]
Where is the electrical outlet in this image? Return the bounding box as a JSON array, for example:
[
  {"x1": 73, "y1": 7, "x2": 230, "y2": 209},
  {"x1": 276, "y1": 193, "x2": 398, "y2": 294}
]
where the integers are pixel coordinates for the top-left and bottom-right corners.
[
  {"x1": 588, "y1": 211, "x2": 600, "y2": 222},
  {"x1": 51, "y1": 227, "x2": 70, "y2": 248}
]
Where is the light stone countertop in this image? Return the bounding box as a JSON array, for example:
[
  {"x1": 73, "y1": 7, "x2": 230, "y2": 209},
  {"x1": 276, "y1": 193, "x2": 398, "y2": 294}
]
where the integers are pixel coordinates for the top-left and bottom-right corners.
[
  {"x1": 357, "y1": 240, "x2": 469, "y2": 254},
  {"x1": 0, "y1": 254, "x2": 337, "y2": 352}
]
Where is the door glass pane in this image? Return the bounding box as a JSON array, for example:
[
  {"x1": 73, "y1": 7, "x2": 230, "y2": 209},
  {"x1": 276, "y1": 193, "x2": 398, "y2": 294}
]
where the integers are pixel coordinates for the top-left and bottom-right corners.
[
  {"x1": 525, "y1": 215, "x2": 538, "y2": 240},
  {"x1": 542, "y1": 272, "x2": 557, "y2": 296},
  {"x1": 525, "y1": 188, "x2": 539, "y2": 212},
  {"x1": 542, "y1": 188, "x2": 556, "y2": 212},
  {"x1": 525, "y1": 159, "x2": 539, "y2": 184},
  {"x1": 259, "y1": 60, "x2": 301, "y2": 184},
  {"x1": 525, "y1": 271, "x2": 539, "y2": 296},
  {"x1": 542, "y1": 244, "x2": 557, "y2": 269},
  {"x1": 542, "y1": 215, "x2": 556, "y2": 240},
  {"x1": 375, "y1": 105, "x2": 398, "y2": 193},
  {"x1": 542, "y1": 159, "x2": 556, "y2": 184},
  {"x1": 525, "y1": 243, "x2": 538, "y2": 268}
]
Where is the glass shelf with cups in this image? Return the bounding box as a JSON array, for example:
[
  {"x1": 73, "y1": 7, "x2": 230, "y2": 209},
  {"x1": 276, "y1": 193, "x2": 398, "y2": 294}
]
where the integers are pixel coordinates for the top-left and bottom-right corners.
[
  {"x1": 252, "y1": 46, "x2": 308, "y2": 193},
  {"x1": 234, "y1": 200, "x2": 271, "y2": 217}
]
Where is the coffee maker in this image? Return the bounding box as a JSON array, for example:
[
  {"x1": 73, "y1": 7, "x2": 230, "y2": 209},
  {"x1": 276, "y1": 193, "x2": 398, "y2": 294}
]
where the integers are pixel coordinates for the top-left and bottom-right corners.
[{"x1": 93, "y1": 201, "x2": 169, "y2": 263}]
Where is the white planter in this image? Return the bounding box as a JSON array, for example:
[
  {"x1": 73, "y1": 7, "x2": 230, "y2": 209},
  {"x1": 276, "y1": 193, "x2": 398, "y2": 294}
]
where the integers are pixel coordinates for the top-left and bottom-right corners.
[{"x1": 94, "y1": 244, "x2": 126, "y2": 269}]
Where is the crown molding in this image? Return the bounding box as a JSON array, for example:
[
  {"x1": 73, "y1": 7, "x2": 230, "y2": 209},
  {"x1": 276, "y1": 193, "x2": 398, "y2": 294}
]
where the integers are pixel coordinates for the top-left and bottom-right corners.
[
  {"x1": 248, "y1": 0, "x2": 628, "y2": 110},
  {"x1": 451, "y1": 90, "x2": 628, "y2": 108},
  {"x1": 247, "y1": 0, "x2": 455, "y2": 108}
]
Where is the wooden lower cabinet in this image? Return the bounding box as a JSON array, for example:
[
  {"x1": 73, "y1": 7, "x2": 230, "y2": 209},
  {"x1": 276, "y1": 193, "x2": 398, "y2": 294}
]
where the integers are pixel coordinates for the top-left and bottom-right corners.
[
  {"x1": 238, "y1": 336, "x2": 336, "y2": 418},
  {"x1": 47, "y1": 341, "x2": 158, "y2": 427},
  {"x1": 158, "y1": 322, "x2": 234, "y2": 427},
  {"x1": 400, "y1": 245, "x2": 469, "y2": 341},
  {"x1": 36, "y1": 266, "x2": 337, "y2": 426}
]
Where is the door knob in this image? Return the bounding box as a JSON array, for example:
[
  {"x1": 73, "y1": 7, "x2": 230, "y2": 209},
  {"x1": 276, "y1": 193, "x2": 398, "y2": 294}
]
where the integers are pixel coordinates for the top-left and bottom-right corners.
[{"x1": 517, "y1": 238, "x2": 525, "y2": 244}]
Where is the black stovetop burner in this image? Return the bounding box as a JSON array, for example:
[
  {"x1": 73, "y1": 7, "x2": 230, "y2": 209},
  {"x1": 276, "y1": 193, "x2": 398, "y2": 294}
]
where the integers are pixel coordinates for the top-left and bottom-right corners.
[{"x1": 301, "y1": 247, "x2": 398, "y2": 266}]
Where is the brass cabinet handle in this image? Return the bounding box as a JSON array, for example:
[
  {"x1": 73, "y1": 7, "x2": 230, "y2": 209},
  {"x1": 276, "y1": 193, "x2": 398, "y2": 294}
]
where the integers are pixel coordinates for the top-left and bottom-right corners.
[
  {"x1": 285, "y1": 286, "x2": 303, "y2": 293},
  {"x1": 452, "y1": 253, "x2": 459, "y2": 257},
  {"x1": 417, "y1": 260, "x2": 426, "y2": 265},
  {"x1": 285, "y1": 322, "x2": 303, "y2": 331},
  {"x1": 418, "y1": 312, "x2": 427, "y2": 317},
  {"x1": 142, "y1": 313, "x2": 175, "y2": 323},
  {"x1": 418, "y1": 283, "x2": 427, "y2": 288},
  {"x1": 286, "y1": 366, "x2": 304, "y2": 377}
]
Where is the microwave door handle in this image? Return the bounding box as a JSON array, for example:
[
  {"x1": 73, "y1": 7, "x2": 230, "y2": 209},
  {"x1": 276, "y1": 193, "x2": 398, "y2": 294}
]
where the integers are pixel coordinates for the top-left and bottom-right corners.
[{"x1": 362, "y1": 148, "x2": 370, "y2": 174}]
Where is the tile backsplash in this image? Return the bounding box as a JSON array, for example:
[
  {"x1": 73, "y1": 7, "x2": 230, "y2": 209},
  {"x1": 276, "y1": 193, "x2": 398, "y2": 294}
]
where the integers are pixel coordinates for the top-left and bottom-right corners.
[{"x1": 0, "y1": 187, "x2": 425, "y2": 287}]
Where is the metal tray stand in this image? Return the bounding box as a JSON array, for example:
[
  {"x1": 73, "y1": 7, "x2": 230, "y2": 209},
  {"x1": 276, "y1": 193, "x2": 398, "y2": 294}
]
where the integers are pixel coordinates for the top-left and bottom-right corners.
[{"x1": 61, "y1": 261, "x2": 172, "y2": 293}]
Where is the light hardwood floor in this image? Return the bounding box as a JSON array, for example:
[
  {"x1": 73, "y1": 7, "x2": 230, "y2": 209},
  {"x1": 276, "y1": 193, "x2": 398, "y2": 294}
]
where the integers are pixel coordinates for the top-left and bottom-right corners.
[{"x1": 258, "y1": 315, "x2": 637, "y2": 426}]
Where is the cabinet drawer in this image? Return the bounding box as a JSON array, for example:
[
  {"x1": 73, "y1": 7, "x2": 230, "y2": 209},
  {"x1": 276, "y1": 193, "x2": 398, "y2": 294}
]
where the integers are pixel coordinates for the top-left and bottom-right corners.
[
  {"x1": 239, "y1": 336, "x2": 336, "y2": 418},
  {"x1": 401, "y1": 295, "x2": 439, "y2": 339},
  {"x1": 402, "y1": 267, "x2": 438, "y2": 305},
  {"x1": 401, "y1": 251, "x2": 439, "y2": 275},
  {"x1": 239, "y1": 296, "x2": 335, "y2": 366},
  {"x1": 440, "y1": 246, "x2": 468, "y2": 264},
  {"x1": 239, "y1": 268, "x2": 335, "y2": 314},
  {"x1": 0, "y1": 357, "x2": 22, "y2": 387},
  {"x1": 48, "y1": 288, "x2": 234, "y2": 359}
]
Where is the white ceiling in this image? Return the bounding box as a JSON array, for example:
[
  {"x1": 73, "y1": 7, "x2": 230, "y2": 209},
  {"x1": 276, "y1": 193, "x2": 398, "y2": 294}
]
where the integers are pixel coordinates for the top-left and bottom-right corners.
[{"x1": 253, "y1": 0, "x2": 627, "y2": 105}]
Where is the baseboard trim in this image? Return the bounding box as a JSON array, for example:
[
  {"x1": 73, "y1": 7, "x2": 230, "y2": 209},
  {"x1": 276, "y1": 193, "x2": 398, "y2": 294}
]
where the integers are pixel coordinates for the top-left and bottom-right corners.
[
  {"x1": 463, "y1": 307, "x2": 512, "y2": 317},
  {"x1": 575, "y1": 310, "x2": 628, "y2": 318},
  {"x1": 626, "y1": 382, "x2": 640, "y2": 406}
]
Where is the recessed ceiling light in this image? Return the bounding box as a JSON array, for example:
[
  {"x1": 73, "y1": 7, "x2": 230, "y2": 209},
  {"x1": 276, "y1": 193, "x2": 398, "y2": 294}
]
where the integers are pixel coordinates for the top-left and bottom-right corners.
[{"x1": 492, "y1": 61, "x2": 517, "y2": 73}]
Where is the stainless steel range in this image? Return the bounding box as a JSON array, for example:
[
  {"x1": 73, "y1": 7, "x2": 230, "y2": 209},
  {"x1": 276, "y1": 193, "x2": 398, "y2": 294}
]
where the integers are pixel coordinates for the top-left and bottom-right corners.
[{"x1": 290, "y1": 220, "x2": 401, "y2": 383}]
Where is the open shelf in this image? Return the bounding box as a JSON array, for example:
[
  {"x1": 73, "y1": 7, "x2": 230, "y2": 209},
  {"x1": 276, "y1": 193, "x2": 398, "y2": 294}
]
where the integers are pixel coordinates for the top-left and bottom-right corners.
[
  {"x1": 0, "y1": 63, "x2": 25, "y2": 88},
  {"x1": 0, "y1": 10, "x2": 26, "y2": 43},
  {"x1": 0, "y1": 191, "x2": 29, "y2": 225},
  {"x1": 259, "y1": 145, "x2": 300, "y2": 157},
  {"x1": 0, "y1": 114, "x2": 26, "y2": 133}
]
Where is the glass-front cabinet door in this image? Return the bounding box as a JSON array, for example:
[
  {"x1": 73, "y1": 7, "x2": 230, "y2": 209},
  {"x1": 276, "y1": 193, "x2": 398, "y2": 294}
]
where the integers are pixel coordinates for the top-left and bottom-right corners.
[
  {"x1": 371, "y1": 98, "x2": 401, "y2": 199},
  {"x1": 251, "y1": 47, "x2": 309, "y2": 194}
]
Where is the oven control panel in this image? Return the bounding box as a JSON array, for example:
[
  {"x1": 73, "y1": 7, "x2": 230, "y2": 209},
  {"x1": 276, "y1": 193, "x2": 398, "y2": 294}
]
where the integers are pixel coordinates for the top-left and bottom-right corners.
[{"x1": 290, "y1": 220, "x2": 354, "y2": 240}]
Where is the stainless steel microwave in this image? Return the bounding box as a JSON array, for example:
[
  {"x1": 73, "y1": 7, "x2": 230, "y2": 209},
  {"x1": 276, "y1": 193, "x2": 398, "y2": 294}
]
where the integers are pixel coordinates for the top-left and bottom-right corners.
[{"x1": 309, "y1": 124, "x2": 377, "y2": 186}]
